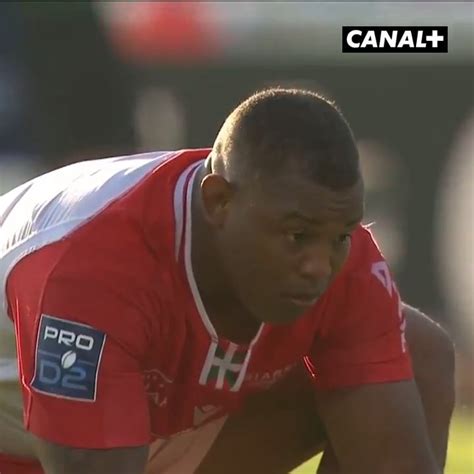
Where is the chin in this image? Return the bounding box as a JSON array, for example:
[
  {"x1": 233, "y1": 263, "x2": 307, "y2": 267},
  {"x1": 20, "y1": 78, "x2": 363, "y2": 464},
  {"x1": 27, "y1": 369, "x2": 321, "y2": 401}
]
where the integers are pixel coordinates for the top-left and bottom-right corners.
[
  {"x1": 244, "y1": 294, "x2": 309, "y2": 325},
  {"x1": 258, "y1": 306, "x2": 306, "y2": 325},
  {"x1": 265, "y1": 317, "x2": 299, "y2": 325}
]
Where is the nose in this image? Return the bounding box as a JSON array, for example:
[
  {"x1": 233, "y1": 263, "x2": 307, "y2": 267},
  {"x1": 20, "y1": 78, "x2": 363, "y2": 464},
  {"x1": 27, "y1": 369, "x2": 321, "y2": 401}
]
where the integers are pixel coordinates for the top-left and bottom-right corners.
[{"x1": 297, "y1": 243, "x2": 332, "y2": 283}]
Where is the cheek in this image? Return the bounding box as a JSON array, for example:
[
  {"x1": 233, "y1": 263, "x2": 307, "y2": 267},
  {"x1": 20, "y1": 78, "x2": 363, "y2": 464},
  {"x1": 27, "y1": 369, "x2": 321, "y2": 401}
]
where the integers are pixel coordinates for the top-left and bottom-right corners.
[
  {"x1": 238, "y1": 238, "x2": 276, "y2": 276},
  {"x1": 226, "y1": 231, "x2": 282, "y2": 285},
  {"x1": 221, "y1": 210, "x2": 287, "y2": 286},
  {"x1": 221, "y1": 228, "x2": 261, "y2": 275}
]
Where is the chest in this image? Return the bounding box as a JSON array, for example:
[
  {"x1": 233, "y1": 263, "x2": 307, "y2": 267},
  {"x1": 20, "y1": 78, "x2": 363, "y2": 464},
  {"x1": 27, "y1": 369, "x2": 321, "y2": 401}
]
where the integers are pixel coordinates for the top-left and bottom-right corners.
[{"x1": 142, "y1": 308, "x2": 317, "y2": 438}]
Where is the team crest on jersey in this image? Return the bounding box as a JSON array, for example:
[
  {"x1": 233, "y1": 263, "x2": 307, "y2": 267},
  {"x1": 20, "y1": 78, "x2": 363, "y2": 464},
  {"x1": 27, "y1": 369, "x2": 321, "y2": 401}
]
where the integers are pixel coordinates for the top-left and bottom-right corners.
[
  {"x1": 144, "y1": 369, "x2": 173, "y2": 408},
  {"x1": 31, "y1": 314, "x2": 106, "y2": 401}
]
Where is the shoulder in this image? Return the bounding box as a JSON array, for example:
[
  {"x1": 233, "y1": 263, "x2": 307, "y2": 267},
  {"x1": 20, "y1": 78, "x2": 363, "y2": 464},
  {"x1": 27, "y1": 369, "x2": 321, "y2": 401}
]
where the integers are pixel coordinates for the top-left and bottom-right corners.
[
  {"x1": 1, "y1": 149, "x2": 207, "y2": 289},
  {"x1": 332, "y1": 224, "x2": 394, "y2": 294},
  {"x1": 343, "y1": 224, "x2": 387, "y2": 275},
  {"x1": 323, "y1": 225, "x2": 401, "y2": 329},
  {"x1": 3, "y1": 149, "x2": 209, "y2": 342},
  {"x1": 0, "y1": 151, "x2": 174, "y2": 280}
]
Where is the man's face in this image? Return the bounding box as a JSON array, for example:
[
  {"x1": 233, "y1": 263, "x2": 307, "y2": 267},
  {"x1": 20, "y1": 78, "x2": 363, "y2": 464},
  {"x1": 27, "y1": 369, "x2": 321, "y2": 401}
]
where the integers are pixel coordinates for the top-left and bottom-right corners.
[{"x1": 206, "y1": 166, "x2": 364, "y2": 325}]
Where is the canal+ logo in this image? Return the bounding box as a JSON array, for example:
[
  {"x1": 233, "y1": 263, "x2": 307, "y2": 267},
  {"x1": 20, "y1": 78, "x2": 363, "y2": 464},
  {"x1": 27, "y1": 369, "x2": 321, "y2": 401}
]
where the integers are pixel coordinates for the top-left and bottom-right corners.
[{"x1": 342, "y1": 26, "x2": 448, "y2": 53}]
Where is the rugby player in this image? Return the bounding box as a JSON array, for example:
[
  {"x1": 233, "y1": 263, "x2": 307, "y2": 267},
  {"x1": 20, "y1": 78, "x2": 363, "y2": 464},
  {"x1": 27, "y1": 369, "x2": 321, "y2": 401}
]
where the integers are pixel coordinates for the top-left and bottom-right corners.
[{"x1": 0, "y1": 88, "x2": 454, "y2": 473}]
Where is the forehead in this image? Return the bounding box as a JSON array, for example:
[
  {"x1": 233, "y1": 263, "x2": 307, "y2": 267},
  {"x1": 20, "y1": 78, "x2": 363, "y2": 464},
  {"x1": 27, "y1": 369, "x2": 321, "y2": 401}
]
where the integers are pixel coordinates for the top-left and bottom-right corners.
[{"x1": 248, "y1": 173, "x2": 364, "y2": 223}]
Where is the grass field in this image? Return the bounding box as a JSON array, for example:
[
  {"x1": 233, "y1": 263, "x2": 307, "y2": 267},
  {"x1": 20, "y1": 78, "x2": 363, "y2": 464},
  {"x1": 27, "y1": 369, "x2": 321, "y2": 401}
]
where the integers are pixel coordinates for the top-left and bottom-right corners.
[{"x1": 292, "y1": 410, "x2": 473, "y2": 474}]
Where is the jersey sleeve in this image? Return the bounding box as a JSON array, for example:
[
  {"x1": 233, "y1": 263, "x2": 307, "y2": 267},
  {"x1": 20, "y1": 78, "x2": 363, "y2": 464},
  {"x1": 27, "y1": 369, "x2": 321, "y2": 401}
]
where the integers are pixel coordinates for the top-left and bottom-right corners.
[
  {"x1": 305, "y1": 227, "x2": 413, "y2": 390},
  {"x1": 6, "y1": 240, "x2": 154, "y2": 449}
]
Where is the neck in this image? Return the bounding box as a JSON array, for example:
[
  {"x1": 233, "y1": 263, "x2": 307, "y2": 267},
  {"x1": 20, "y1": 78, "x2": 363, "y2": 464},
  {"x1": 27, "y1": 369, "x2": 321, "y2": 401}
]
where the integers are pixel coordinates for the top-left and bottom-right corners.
[{"x1": 190, "y1": 166, "x2": 261, "y2": 344}]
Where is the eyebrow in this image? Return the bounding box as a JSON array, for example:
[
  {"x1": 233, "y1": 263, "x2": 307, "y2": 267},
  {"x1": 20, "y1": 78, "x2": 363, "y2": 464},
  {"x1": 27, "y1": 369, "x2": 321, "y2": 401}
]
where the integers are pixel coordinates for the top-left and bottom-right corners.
[{"x1": 282, "y1": 212, "x2": 363, "y2": 227}]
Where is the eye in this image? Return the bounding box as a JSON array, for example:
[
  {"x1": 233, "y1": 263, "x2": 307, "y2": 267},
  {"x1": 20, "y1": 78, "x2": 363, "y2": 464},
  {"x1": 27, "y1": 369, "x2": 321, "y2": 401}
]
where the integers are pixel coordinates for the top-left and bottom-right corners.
[{"x1": 286, "y1": 230, "x2": 310, "y2": 245}]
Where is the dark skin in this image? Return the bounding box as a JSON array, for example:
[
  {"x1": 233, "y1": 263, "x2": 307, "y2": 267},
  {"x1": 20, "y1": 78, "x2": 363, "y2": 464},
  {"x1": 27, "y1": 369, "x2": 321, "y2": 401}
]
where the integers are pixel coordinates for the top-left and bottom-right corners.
[
  {"x1": 32, "y1": 309, "x2": 452, "y2": 474},
  {"x1": 32, "y1": 158, "x2": 439, "y2": 473},
  {"x1": 191, "y1": 160, "x2": 364, "y2": 342},
  {"x1": 198, "y1": 305, "x2": 455, "y2": 474},
  {"x1": 192, "y1": 158, "x2": 438, "y2": 474}
]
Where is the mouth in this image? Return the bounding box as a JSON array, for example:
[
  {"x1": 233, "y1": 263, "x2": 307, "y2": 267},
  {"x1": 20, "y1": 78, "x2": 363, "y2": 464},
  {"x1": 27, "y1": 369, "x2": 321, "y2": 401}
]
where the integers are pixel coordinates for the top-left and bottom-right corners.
[{"x1": 281, "y1": 292, "x2": 320, "y2": 308}]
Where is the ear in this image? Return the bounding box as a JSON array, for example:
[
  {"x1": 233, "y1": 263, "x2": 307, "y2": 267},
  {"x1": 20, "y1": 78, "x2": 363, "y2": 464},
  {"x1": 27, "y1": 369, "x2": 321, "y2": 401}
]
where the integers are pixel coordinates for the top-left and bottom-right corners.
[{"x1": 200, "y1": 174, "x2": 234, "y2": 228}]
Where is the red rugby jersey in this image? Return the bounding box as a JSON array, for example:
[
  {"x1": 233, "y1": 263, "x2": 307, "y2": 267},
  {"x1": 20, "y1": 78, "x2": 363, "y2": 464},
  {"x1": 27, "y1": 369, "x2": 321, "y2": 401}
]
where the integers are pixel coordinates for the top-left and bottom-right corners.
[{"x1": 0, "y1": 148, "x2": 412, "y2": 449}]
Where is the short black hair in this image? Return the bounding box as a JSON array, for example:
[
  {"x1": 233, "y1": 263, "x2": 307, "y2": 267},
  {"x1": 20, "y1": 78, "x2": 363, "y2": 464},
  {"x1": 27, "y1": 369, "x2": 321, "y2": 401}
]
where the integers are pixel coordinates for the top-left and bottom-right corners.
[{"x1": 211, "y1": 88, "x2": 360, "y2": 190}]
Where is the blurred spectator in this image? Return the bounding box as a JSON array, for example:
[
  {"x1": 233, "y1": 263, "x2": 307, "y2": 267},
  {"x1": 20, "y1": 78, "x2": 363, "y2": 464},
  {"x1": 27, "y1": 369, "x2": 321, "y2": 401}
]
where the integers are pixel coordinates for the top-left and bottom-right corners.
[{"x1": 98, "y1": 2, "x2": 223, "y2": 64}]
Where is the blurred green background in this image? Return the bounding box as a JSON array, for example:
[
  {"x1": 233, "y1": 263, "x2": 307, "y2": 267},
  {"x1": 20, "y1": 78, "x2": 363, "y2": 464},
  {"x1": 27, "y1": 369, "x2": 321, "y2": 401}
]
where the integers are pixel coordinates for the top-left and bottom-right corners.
[{"x1": 293, "y1": 411, "x2": 473, "y2": 473}]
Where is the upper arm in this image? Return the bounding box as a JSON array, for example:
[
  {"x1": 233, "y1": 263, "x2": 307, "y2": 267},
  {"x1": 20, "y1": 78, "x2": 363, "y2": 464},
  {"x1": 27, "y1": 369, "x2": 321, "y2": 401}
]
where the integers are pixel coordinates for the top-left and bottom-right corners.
[
  {"x1": 33, "y1": 436, "x2": 148, "y2": 474},
  {"x1": 7, "y1": 242, "x2": 152, "y2": 449},
  {"x1": 306, "y1": 229, "x2": 437, "y2": 472},
  {"x1": 315, "y1": 380, "x2": 439, "y2": 474}
]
